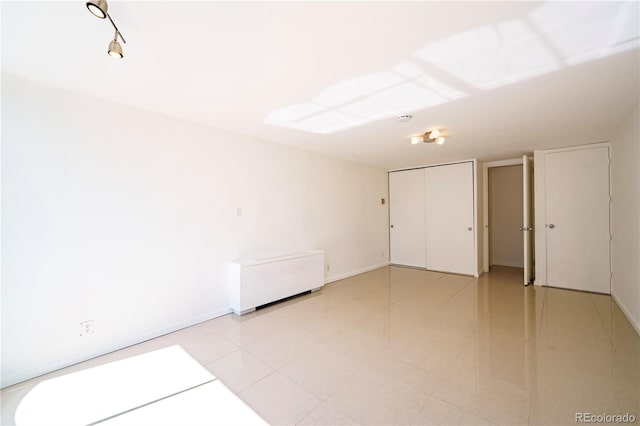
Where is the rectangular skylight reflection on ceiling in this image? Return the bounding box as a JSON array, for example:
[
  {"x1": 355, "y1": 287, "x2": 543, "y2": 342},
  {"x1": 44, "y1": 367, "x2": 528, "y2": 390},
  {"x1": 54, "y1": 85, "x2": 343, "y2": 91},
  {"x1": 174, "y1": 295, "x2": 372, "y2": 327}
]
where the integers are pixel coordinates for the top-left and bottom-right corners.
[
  {"x1": 529, "y1": 1, "x2": 640, "y2": 66},
  {"x1": 339, "y1": 82, "x2": 447, "y2": 120},
  {"x1": 312, "y1": 72, "x2": 403, "y2": 107},
  {"x1": 264, "y1": 69, "x2": 467, "y2": 133},
  {"x1": 264, "y1": 1, "x2": 637, "y2": 135},
  {"x1": 264, "y1": 103, "x2": 326, "y2": 124},
  {"x1": 393, "y1": 62, "x2": 424, "y2": 78},
  {"x1": 414, "y1": 19, "x2": 560, "y2": 90},
  {"x1": 292, "y1": 110, "x2": 365, "y2": 134},
  {"x1": 417, "y1": 76, "x2": 466, "y2": 100}
]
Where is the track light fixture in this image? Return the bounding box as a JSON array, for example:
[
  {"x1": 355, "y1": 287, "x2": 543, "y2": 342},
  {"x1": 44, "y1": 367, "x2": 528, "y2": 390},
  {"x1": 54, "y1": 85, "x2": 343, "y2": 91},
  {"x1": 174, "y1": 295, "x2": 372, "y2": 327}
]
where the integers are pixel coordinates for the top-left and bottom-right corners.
[
  {"x1": 108, "y1": 32, "x2": 123, "y2": 58},
  {"x1": 410, "y1": 129, "x2": 446, "y2": 145},
  {"x1": 86, "y1": 0, "x2": 127, "y2": 58},
  {"x1": 86, "y1": 0, "x2": 107, "y2": 19}
]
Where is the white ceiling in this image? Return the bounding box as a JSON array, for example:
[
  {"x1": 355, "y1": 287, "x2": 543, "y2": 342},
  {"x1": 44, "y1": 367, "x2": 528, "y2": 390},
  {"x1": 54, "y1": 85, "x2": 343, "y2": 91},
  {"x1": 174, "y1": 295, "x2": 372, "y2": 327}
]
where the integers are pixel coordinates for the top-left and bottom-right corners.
[{"x1": 2, "y1": 1, "x2": 639, "y2": 169}]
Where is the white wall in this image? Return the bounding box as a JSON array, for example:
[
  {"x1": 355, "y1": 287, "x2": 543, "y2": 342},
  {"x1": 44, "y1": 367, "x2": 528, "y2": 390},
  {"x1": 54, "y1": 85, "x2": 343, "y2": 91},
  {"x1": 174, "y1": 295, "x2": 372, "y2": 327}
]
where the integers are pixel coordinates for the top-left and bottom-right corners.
[
  {"x1": 1, "y1": 74, "x2": 389, "y2": 387},
  {"x1": 489, "y1": 165, "x2": 523, "y2": 268},
  {"x1": 611, "y1": 105, "x2": 640, "y2": 334}
]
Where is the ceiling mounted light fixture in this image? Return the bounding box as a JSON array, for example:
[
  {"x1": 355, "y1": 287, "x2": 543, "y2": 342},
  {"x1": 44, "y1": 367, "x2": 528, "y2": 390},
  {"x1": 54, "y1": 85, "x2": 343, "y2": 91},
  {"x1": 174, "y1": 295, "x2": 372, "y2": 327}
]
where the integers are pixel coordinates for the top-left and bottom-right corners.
[
  {"x1": 410, "y1": 129, "x2": 446, "y2": 145},
  {"x1": 86, "y1": 0, "x2": 127, "y2": 58}
]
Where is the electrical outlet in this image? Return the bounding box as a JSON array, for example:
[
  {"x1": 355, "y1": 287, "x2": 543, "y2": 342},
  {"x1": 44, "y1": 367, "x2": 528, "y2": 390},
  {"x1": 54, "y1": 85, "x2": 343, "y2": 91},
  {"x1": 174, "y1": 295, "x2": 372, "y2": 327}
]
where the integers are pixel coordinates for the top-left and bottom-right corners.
[{"x1": 80, "y1": 320, "x2": 94, "y2": 336}]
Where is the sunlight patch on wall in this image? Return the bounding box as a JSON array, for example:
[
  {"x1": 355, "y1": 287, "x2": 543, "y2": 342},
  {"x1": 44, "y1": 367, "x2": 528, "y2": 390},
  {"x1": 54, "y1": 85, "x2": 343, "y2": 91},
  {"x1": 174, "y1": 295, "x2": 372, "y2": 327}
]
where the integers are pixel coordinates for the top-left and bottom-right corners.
[{"x1": 264, "y1": 1, "x2": 639, "y2": 134}]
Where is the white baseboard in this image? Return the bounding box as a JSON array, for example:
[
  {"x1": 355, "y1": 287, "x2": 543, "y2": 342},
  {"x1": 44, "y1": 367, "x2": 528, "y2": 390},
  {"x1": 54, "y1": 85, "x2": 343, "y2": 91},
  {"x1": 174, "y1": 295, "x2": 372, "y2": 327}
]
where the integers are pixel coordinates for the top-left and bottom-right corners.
[
  {"x1": 1, "y1": 307, "x2": 233, "y2": 389},
  {"x1": 325, "y1": 262, "x2": 390, "y2": 284},
  {"x1": 611, "y1": 292, "x2": 640, "y2": 337}
]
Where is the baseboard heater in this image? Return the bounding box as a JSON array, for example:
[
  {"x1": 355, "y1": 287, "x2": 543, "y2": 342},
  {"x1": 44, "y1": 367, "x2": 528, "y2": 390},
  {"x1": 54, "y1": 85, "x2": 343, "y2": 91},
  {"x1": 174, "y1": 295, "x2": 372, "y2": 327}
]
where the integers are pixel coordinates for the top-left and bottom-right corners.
[{"x1": 229, "y1": 250, "x2": 325, "y2": 315}]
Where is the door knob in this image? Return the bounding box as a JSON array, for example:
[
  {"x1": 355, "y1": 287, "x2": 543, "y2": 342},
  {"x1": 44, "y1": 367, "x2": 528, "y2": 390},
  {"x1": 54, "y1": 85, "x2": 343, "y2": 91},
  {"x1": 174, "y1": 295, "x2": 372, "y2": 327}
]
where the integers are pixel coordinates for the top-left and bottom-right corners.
[
  {"x1": 548, "y1": 224, "x2": 555, "y2": 229},
  {"x1": 390, "y1": 225, "x2": 394, "y2": 228},
  {"x1": 467, "y1": 227, "x2": 472, "y2": 231}
]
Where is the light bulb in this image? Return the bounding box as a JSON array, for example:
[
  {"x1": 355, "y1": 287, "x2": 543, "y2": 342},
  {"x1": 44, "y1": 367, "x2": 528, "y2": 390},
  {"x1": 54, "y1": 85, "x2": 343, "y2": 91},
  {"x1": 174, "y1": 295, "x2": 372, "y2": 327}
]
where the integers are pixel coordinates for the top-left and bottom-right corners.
[
  {"x1": 436, "y1": 137, "x2": 445, "y2": 145},
  {"x1": 429, "y1": 129, "x2": 440, "y2": 139},
  {"x1": 410, "y1": 136, "x2": 423, "y2": 145}
]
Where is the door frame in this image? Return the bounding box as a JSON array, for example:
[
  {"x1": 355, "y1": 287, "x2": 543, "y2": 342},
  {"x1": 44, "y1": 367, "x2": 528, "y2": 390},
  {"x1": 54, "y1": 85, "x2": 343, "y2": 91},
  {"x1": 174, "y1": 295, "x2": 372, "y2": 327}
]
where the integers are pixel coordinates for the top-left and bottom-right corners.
[
  {"x1": 482, "y1": 158, "x2": 524, "y2": 273},
  {"x1": 533, "y1": 142, "x2": 612, "y2": 287}
]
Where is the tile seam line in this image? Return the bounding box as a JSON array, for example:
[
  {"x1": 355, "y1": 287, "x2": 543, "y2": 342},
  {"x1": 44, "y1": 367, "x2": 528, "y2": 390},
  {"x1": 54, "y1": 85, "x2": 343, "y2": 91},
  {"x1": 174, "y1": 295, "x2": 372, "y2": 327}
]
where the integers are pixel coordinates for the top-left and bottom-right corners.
[
  {"x1": 85, "y1": 379, "x2": 216, "y2": 426},
  {"x1": 589, "y1": 293, "x2": 616, "y2": 349},
  {"x1": 527, "y1": 287, "x2": 548, "y2": 425}
]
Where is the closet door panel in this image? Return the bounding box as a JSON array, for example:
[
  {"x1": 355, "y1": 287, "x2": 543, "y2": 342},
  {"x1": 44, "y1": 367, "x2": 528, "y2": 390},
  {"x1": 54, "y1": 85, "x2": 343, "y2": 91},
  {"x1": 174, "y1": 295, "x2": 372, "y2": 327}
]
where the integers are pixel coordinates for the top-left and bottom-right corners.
[
  {"x1": 425, "y1": 162, "x2": 475, "y2": 274},
  {"x1": 389, "y1": 169, "x2": 426, "y2": 268}
]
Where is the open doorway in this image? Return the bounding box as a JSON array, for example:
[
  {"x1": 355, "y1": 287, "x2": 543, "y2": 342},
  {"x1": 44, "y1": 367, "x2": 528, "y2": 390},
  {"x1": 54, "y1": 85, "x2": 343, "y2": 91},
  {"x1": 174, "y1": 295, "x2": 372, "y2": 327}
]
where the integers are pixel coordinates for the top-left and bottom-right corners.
[
  {"x1": 483, "y1": 157, "x2": 534, "y2": 285},
  {"x1": 488, "y1": 165, "x2": 524, "y2": 269}
]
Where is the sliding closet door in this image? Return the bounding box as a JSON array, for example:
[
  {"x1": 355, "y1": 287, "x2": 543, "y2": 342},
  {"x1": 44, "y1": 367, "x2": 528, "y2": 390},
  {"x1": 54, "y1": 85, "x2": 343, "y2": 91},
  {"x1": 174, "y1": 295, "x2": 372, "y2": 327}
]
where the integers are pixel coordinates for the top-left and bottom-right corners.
[
  {"x1": 389, "y1": 169, "x2": 426, "y2": 268},
  {"x1": 425, "y1": 162, "x2": 475, "y2": 275}
]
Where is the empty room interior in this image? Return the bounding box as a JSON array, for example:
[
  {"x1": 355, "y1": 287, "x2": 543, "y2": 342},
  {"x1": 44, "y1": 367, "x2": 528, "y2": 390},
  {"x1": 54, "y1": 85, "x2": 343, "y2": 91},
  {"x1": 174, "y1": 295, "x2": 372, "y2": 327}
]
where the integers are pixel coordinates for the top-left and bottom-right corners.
[{"x1": 2, "y1": 1, "x2": 640, "y2": 425}]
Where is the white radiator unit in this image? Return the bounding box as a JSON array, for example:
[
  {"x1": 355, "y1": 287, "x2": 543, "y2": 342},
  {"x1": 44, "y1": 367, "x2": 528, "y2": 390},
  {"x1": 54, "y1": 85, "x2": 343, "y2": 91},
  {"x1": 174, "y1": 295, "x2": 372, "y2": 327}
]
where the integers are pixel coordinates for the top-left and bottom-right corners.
[{"x1": 229, "y1": 250, "x2": 325, "y2": 315}]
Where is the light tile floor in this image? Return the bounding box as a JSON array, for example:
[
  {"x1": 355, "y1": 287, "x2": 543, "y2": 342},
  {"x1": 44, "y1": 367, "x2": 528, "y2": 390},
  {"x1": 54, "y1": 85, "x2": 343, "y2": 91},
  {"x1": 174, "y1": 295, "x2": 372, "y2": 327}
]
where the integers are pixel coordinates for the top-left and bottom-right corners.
[{"x1": 2, "y1": 266, "x2": 639, "y2": 425}]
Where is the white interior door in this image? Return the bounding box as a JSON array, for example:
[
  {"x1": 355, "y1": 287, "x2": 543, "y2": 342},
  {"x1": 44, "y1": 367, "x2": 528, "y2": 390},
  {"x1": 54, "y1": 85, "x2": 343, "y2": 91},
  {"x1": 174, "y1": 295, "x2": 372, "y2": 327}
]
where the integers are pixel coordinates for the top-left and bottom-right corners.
[
  {"x1": 523, "y1": 155, "x2": 534, "y2": 285},
  {"x1": 424, "y1": 162, "x2": 475, "y2": 275},
  {"x1": 389, "y1": 169, "x2": 426, "y2": 268},
  {"x1": 545, "y1": 146, "x2": 610, "y2": 293}
]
